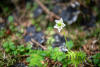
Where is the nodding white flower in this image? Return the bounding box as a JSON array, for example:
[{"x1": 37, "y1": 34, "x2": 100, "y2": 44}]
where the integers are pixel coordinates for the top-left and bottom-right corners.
[{"x1": 54, "y1": 18, "x2": 65, "y2": 32}]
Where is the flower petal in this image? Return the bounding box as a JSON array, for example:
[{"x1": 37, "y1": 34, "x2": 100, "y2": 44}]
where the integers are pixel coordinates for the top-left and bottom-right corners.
[
  {"x1": 55, "y1": 20, "x2": 59, "y2": 23},
  {"x1": 62, "y1": 23, "x2": 65, "y2": 27},
  {"x1": 54, "y1": 25, "x2": 58, "y2": 28},
  {"x1": 60, "y1": 18, "x2": 63, "y2": 23}
]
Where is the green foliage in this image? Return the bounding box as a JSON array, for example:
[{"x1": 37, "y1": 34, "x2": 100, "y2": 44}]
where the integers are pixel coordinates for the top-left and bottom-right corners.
[
  {"x1": 8, "y1": 15, "x2": 14, "y2": 23},
  {"x1": 45, "y1": 27, "x2": 55, "y2": 35},
  {"x1": 66, "y1": 51, "x2": 86, "y2": 67},
  {"x1": 0, "y1": 51, "x2": 16, "y2": 67},
  {"x1": 9, "y1": 23, "x2": 17, "y2": 32},
  {"x1": 26, "y1": 49, "x2": 46, "y2": 67},
  {"x1": 0, "y1": 29, "x2": 6, "y2": 38},
  {"x1": 2, "y1": 39, "x2": 32, "y2": 66},
  {"x1": 46, "y1": 36, "x2": 55, "y2": 45},
  {"x1": 46, "y1": 27, "x2": 55, "y2": 45},
  {"x1": 91, "y1": 27, "x2": 100, "y2": 37},
  {"x1": 0, "y1": 22, "x2": 18, "y2": 39},
  {"x1": 2, "y1": 39, "x2": 86, "y2": 67},
  {"x1": 3, "y1": 40, "x2": 17, "y2": 55},
  {"x1": 47, "y1": 47, "x2": 68, "y2": 67},
  {"x1": 2, "y1": 39, "x2": 32, "y2": 56},
  {"x1": 27, "y1": 46, "x2": 86, "y2": 67},
  {"x1": 65, "y1": 40, "x2": 74, "y2": 50},
  {"x1": 48, "y1": 47, "x2": 66, "y2": 62},
  {"x1": 92, "y1": 53, "x2": 100, "y2": 67},
  {"x1": 27, "y1": 47, "x2": 67, "y2": 67},
  {"x1": 27, "y1": 53, "x2": 44, "y2": 67}
]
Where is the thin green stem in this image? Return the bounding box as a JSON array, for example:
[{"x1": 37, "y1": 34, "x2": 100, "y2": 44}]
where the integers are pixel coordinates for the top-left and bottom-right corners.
[{"x1": 63, "y1": 29, "x2": 69, "y2": 50}]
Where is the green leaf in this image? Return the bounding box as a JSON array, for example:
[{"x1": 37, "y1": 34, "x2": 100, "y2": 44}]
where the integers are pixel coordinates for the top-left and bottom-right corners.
[
  {"x1": 26, "y1": 44, "x2": 32, "y2": 50},
  {"x1": 5, "y1": 48, "x2": 10, "y2": 52},
  {"x1": 3, "y1": 42, "x2": 9, "y2": 48},
  {"x1": 66, "y1": 51, "x2": 86, "y2": 67},
  {"x1": 10, "y1": 45, "x2": 16, "y2": 50},
  {"x1": 8, "y1": 16, "x2": 14, "y2": 22},
  {"x1": 0, "y1": 29, "x2": 6, "y2": 37},
  {"x1": 26, "y1": 57, "x2": 31, "y2": 62},
  {"x1": 13, "y1": 51, "x2": 18, "y2": 55},
  {"x1": 50, "y1": 47, "x2": 66, "y2": 62},
  {"x1": 92, "y1": 53, "x2": 100, "y2": 65},
  {"x1": 29, "y1": 54, "x2": 44, "y2": 67},
  {"x1": 66, "y1": 40, "x2": 74, "y2": 50}
]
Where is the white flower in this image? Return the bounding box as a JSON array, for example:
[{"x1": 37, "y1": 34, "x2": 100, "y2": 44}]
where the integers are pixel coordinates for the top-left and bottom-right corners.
[{"x1": 54, "y1": 18, "x2": 65, "y2": 32}]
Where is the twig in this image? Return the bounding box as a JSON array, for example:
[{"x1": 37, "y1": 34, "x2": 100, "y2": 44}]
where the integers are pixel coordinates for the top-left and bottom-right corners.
[
  {"x1": 31, "y1": 39, "x2": 47, "y2": 50},
  {"x1": 34, "y1": 0, "x2": 60, "y2": 20},
  {"x1": 11, "y1": 0, "x2": 26, "y2": 24},
  {"x1": 19, "y1": 9, "x2": 27, "y2": 21}
]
